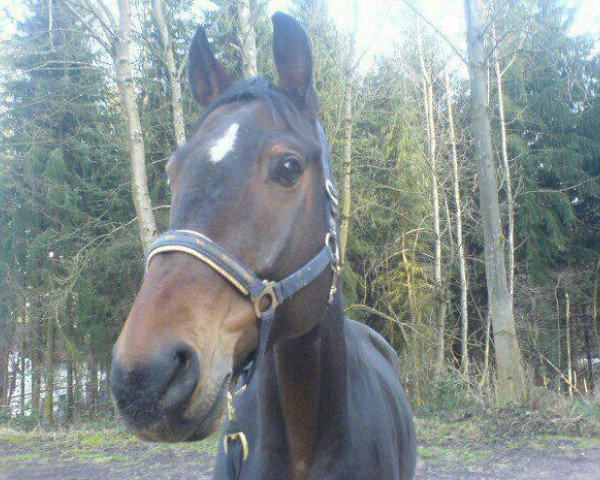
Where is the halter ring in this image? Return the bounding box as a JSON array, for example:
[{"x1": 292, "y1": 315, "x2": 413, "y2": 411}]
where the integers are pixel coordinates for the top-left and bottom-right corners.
[{"x1": 253, "y1": 281, "x2": 279, "y2": 318}]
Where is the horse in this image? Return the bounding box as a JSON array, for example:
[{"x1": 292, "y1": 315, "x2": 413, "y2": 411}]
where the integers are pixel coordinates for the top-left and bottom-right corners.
[{"x1": 110, "y1": 13, "x2": 417, "y2": 480}]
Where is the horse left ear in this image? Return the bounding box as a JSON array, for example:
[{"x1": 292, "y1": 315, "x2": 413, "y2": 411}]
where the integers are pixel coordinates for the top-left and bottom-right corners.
[
  {"x1": 188, "y1": 25, "x2": 233, "y2": 106},
  {"x1": 272, "y1": 13, "x2": 313, "y2": 107}
]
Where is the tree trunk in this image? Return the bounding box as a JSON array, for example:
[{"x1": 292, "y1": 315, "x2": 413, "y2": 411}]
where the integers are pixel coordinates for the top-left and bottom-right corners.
[
  {"x1": 479, "y1": 311, "x2": 492, "y2": 390},
  {"x1": 417, "y1": 24, "x2": 445, "y2": 377},
  {"x1": 401, "y1": 234, "x2": 421, "y2": 395},
  {"x1": 566, "y1": 293, "x2": 573, "y2": 398},
  {"x1": 31, "y1": 351, "x2": 41, "y2": 415},
  {"x1": 584, "y1": 317, "x2": 595, "y2": 394},
  {"x1": 114, "y1": 0, "x2": 157, "y2": 251},
  {"x1": 594, "y1": 258, "x2": 600, "y2": 358},
  {"x1": 66, "y1": 356, "x2": 74, "y2": 421},
  {"x1": 105, "y1": 359, "x2": 111, "y2": 397},
  {"x1": 555, "y1": 282, "x2": 563, "y2": 391},
  {"x1": 66, "y1": 293, "x2": 75, "y2": 421},
  {"x1": 492, "y1": 24, "x2": 515, "y2": 299},
  {"x1": 86, "y1": 346, "x2": 98, "y2": 411},
  {"x1": 464, "y1": 0, "x2": 526, "y2": 403},
  {"x1": 236, "y1": 0, "x2": 258, "y2": 77},
  {"x1": 6, "y1": 355, "x2": 18, "y2": 409},
  {"x1": 445, "y1": 69, "x2": 470, "y2": 377},
  {"x1": 0, "y1": 350, "x2": 7, "y2": 411},
  {"x1": 339, "y1": 0, "x2": 358, "y2": 264},
  {"x1": 74, "y1": 364, "x2": 82, "y2": 406},
  {"x1": 151, "y1": 0, "x2": 186, "y2": 148},
  {"x1": 20, "y1": 352, "x2": 26, "y2": 415},
  {"x1": 43, "y1": 315, "x2": 55, "y2": 423}
]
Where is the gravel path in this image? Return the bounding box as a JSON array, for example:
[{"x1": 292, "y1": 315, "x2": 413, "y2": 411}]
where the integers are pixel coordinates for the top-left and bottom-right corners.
[{"x1": 1, "y1": 432, "x2": 599, "y2": 479}]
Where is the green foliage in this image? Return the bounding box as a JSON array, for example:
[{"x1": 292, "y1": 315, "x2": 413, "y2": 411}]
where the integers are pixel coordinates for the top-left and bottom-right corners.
[
  {"x1": 0, "y1": 0, "x2": 599, "y2": 421},
  {"x1": 499, "y1": 0, "x2": 600, "y2": 279}
]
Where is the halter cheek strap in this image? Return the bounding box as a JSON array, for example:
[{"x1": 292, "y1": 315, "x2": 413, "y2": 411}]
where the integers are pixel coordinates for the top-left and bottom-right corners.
[{"x1": 144, "y1": 121, "x2": 340, "y2": 477}]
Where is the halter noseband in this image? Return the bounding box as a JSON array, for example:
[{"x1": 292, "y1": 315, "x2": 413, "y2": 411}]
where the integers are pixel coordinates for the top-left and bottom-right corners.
[
  {"x1": 144, "y1": 122, "x2": 340, "y2": 470},
  {"x1": 145, "y1": 224, "x2": 338, "y2": 320}
]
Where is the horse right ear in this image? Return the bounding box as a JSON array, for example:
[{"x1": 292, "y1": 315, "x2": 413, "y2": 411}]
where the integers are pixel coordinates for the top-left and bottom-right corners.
[
  {"x1": 272, "y1": 13, "x2": 313, "y2": 106},
  {"x1": 188, "y1": 26, "x2": 232, "y2": 106}
]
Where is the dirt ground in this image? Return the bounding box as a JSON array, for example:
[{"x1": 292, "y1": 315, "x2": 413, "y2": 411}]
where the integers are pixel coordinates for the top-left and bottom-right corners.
[{"x1": 1, "y1": 428, "x2": 599, "y2": 480}]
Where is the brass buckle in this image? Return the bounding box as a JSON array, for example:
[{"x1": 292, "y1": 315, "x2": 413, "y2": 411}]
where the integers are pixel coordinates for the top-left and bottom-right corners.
[
  {"x1": 224, "y1": 393, "x2": 249, "y2": 460},
  {"x1": 253, "y1": 281, "x2": 279, "y2": 318},
  {"x1": 223, "y1": 431, "x2": 249, "y2": 461},
  {"x1": 325, "y1": 233, "x2": 341, "y2": 303}
]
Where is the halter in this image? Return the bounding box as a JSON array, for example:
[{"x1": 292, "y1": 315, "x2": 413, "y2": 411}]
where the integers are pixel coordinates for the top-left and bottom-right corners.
[{"x1": 145, "y1": 121, "x2": 340, "y2": 476}]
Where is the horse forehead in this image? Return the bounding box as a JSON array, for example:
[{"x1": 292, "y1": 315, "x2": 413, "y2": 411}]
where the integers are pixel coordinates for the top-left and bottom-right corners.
[
  {"x1": 209, "y1": 122, "x2": 240, "y2": 164},
  {"x1": 204, "y1": 101, "x2": 280, "y2": 138},
  {"x1": 198, "y1": 104, "x2": 269, "y2": 157}
]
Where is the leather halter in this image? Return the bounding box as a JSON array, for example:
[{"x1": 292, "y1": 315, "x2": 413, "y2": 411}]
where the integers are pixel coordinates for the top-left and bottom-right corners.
[
  {"x1": 146, "y1": 121, "x2": 339, "y2": 325},
  {"x1": 144, "y1": 121, "x2": 340, "y2": 474}
]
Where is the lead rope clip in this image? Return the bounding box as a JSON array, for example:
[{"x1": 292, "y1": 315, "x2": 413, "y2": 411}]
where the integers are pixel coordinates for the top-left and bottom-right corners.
[{"x1": 223, "y1": 391, "x2": 249, "y2": 461}]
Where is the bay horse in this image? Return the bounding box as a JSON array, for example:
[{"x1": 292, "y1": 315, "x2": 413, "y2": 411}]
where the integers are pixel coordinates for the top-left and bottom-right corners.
[{"x1": 110, "y1": 13, "x2": 416, "y2": 480}]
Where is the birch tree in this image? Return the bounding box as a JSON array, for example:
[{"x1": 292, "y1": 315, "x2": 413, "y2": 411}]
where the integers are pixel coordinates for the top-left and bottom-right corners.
[
  {"x1": 236, "y1": 0, "x2": 258, "y2": 77},
  {"x1": 464, "y1": 0, "x2": 526, "y2": 402},
  {"x1": 417, "y1": 24, "x2": 446, "y2": 376},
  {"x1": 152, "y1": 0, "x2": 186, "y2": 148},
  {"x1": 565, "y1": 292, "x2": 573, "y2": 397},
  {"x1": 339, "y1": 0, "x2": 358, "y2": 263},
  {"x1": 66, "y1": 0, "x2": 157, "y2": 251},
  {"x1": 444, "y1": 69, "x2": 470, "y2": 376},
  {"x1": 492, "y1": 23, "x2": 515, "y2": 298}
]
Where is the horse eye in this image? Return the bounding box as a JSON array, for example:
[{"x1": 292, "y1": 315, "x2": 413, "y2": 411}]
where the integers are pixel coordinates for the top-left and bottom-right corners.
[{"x1": 274, "y1": 157, "x2": 304, "y2": 187}]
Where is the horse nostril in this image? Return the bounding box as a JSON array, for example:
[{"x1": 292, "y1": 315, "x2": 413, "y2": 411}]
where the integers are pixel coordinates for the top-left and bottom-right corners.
[
  {"x1": 160, "y1": 344, "x2": 200, "y2": 411},
  {"x1": 175, "y1": 349, "x2": 191, "y2": 372}
]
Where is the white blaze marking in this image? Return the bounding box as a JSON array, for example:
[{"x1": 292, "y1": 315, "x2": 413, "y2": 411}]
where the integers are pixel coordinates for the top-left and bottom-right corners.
[{"x1": 209, "y1": 123, "x2": 239, "y2": 163}]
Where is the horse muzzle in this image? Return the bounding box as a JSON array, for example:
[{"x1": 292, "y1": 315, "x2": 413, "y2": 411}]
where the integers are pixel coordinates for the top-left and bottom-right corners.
[{"x1": 110, "y1": 342, "x2": 226, "y2": 442}]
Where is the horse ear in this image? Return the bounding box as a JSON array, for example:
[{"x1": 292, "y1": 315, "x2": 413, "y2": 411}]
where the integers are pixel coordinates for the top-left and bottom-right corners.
[
  {"x1": 272, "y1": 13, "x2": 313, "y2": 105},
  {"x1": 188, "y1": 26, "x2": 232, "y2": 106}
]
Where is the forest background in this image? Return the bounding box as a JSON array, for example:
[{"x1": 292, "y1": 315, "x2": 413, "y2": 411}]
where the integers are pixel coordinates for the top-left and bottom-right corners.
[{"x1": 1, "y1": 0, "x2": 600, "y2": 430}]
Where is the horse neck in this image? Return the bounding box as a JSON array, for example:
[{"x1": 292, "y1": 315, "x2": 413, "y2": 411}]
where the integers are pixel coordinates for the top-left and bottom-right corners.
[{"x1": 258, "y1": 294, "x2": 348, "y2": 477}]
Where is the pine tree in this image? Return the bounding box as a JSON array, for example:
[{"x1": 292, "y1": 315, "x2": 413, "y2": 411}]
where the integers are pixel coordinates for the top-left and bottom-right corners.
[{"x1": 0, "y1": 0, "x2": 137, "y2": 418}]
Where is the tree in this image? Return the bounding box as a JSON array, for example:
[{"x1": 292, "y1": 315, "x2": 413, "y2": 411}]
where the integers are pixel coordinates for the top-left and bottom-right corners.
[
  {"x1": 417, "y1": 22, "x2": 446, "y2": 377},
  {"x1": 444, "y1": 69, "x2": 470, "y2": 377},
  {"x1": 491, "y1": 22, "x2": 516, "y2": 299},
  {"x1": 1, "y1": 0, "x2": 144, "y2": 420},
  {"x1": 65, "y1": 0, "x2": 157, "y2": 251},
  {"x1": 152, "y1": 0, "x2": 186, "y2": 148},
  {"x1": 339, "y1": 0, "x2": 358, "y2": 263},
  {"x1": 464, "y1": 0, "x2": 526, "y2": 402},
  {"x1": 236, "y1": 0, "x2": 258, "y2": 77}
]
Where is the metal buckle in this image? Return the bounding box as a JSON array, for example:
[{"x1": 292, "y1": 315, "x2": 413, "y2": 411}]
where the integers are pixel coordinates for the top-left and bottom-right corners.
[
  {"x1": 224, "y1": 393, "x2": 249, "y2": 460},
  {"x1": 253, "y1": 281, "x2": 279, "y2": 318},
  {"x1": 325, "y1": 232, "x2": 341, "y2": 303},
  {"x1": 223, "y1": 431, "x2": 249, "y2": 461},
  {"x1": 325, "y1": 179, "x2": 339, "y2": 207}
]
